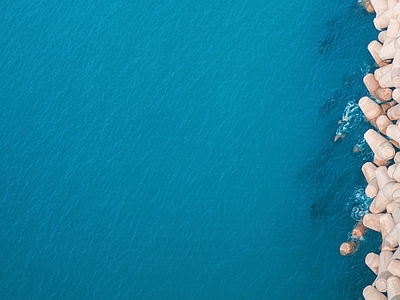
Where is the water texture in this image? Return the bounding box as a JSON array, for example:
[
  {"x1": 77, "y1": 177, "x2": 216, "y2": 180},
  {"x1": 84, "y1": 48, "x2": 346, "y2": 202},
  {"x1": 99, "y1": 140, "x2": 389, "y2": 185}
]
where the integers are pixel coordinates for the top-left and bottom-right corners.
[{"x1": 0, "y1": 0, "x2": 381, "y2": 299}]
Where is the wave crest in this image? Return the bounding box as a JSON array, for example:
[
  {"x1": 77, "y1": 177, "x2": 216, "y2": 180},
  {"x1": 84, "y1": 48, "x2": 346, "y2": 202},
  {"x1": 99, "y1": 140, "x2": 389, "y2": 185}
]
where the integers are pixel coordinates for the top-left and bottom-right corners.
[{"x1": 346, "y1": 186, "x2": 372, "y2": 221}]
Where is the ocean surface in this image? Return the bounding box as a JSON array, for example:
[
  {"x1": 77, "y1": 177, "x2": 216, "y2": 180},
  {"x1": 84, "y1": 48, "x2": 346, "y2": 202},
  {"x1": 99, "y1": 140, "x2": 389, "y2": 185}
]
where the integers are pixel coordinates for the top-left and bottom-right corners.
[{"x1": 0, "y1": 0, "x2": 384, "y2": 299}]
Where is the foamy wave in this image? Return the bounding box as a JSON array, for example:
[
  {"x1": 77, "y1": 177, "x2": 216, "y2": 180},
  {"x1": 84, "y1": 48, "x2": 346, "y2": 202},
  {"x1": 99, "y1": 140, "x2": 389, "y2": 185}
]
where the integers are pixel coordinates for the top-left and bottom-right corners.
[
  {"x1": 361, "y1": 61, "x2": 374, "y2": 76},
  {"x1": 353, "y1": 135, "x2": 373, "y2": 160},
  {"x1": 346, "y1": 186, "x2": 372, "y2": 221},
  {"x1": 335, "y1": 100, "x2": 364, "y2": 137},
  {"x1": 353, "y1": 137, "x2": 366, "y2": 152}
]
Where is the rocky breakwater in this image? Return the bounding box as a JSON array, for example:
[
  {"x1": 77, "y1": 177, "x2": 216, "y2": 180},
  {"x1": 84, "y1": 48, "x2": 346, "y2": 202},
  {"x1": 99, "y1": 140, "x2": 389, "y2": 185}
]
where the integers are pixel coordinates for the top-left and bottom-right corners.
[{"x1": 342, "y1": 0, "x2": 400, "y2": 299}]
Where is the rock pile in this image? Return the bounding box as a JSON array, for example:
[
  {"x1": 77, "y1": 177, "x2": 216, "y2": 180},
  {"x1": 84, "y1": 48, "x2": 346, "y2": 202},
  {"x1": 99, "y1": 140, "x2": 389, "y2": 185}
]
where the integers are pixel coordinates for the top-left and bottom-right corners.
[{"x1": 342, "y1": 1, "x2": 400, "y2": 299}]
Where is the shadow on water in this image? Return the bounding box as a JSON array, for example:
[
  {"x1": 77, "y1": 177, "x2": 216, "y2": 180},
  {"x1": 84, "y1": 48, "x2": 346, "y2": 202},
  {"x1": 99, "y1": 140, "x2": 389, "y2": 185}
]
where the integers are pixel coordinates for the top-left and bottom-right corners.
[
  {"x1": 318, "y1": 3, "x2": 372, "y2": 54},
  {"x1": 302, "y1": 50, "x2": 375, "y2": 220},
  {"x1": 310, "y1": 170, "x2": 352, "y2": 219},
  {"x1": 319, "y1": 95, "x2": 339, "y2": 116},
  {"x1": 318, "y1": 34, "x2": 337, "y2": 54},
  {"x1": 304, "y1": 2, "x2": 382, "y2": 298},
  {"x1": 309, "y1": 162, "x2": 366, "y2": 219},
  {"x1": 338, "y1": 229, "x2": 382, "y2": 299},
  {"x1": 318, "y1": 66, "x2": 373, "y2": 117}
]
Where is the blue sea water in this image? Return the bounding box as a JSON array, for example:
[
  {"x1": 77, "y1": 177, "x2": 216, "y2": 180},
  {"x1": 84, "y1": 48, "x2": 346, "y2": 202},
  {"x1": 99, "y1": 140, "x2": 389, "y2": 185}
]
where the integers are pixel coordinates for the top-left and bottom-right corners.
[{"x1": 0, "y1": 0, "x2": 384, "y2": 299}]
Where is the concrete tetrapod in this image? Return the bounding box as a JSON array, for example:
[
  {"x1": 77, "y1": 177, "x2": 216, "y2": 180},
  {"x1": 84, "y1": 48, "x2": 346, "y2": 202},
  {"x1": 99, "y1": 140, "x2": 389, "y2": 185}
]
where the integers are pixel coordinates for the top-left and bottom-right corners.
[
  {"x1": 371, "y1": 190, "x2": 393, "y2": 213},
  {"x1": 387, "y1": 105, "x2": 400, "y2": 121},
  {"x1": 391, "y1": 208, "x2": 400, "y2": 223},
  {"x1": 361, "y1": 0, "x2": 375, "y2": 13},
  {"x1": 387, "y1": 276, "x2": 400, "y2": 300},
  {"x1": 342, "y1": 3, "x2": 400, "y2": 298},
  {"x1": 353, "y1": 217, "x2": 368, "y2": 238},
  {"x1": 385, "y1": 17, "x2": 400, "y2": 44},
  {"x1": 364, "y1": 213, "x2": 384, "y2": 232},
  {"x1": 370, "y1": 0, "x2": 388, "y2": 16},
  {"x1": 374, "y1": 8, "x2": 396, "y2": 30},
  {"x1": 363, "y1": 162, "x2": 380, "y2": 198},
  {"x1": 385, "y1": 226, "x2": 400, "y2": 248},
  {"x1": 375, "y1": 250, "x2": 393, "y2": 293},
  {"x1": 392, "y1": 49, "x2": 400, "y2": 88},
  {"x1": 366, "y1": 252, "x2": 381, "y2": 275},
  {"x1": 392, "y1": 247, "x2": 400, "y2": 261},
  {"x1": 380, "y1": 34, "x2": 400, "y2": 61},
  {"x1": 377, "y1": 167, "x2": 396, "y2": 192},
  {"x1": 369, "y1": 40, "x2": 391, "y2": 67},
  {"x1": 339, "y1": 240, "x2": 359, "y2": 256},
  {"x1": 378, "y1": 115, "x2": 395, "y2": 135},
  {"x1": 339, "y1": 218, "x2": 369, "y2": 256},
  {"x1": 364, "y1": 74, "x2": 393, "y2": 101},
  {"x1": 381, "y1": 101, "x2": 397, "y2": 115},
  {"x1": 378, "y1": 31, "x2": 387, "y2": 44},
  {"x1": 393, "y1": 89, "x2": 400, "y2": 103},
  {"x1": 383, "y1": 182, "x2": 400, "y2": 200},
  {"x1": 386, "y1": 209, "x2": 400, "y2": 248},
  {"x1": 387, "y1": 201, "x2": 400, "y2": 214},
  {"x1": 389, "y1": 163, "x2": 398, "y2": 179},
  {"x1": 363, "y1": 285, "x2": 388, "y2": 300},
  {"x1": 379, "y1": 68, "x2": 394, "y2": 89},
  {"x1": 364, "y1": 130, "x2": 396, "y2": 165},
  {"x1": 387, "y1": 125, "x2": 400, "y2": 145},
  {"x1": 390, "y1": 165, "x2": 399, "y2": 179},
  {"x1": 367, "y1": 177, "x2": 380, "y2": 198},
  {"x1": 394, "y1": 189, "x2": 400, "y2": 202},
  {"x1": 359, "y1": 97, "x2": 385, "y2": 127},
  {"x1": 376, "y1": 65, "x2": 394, "y2": 81},
  {"x1": 378, "y1": 66, "x2": 396, "y2": 89},
  {"x1": 387, "y1": 259, "x2": 400, "y2": 277},
  {"x1": 380, "y1": 214, "x2": 396, "y2": 252}
]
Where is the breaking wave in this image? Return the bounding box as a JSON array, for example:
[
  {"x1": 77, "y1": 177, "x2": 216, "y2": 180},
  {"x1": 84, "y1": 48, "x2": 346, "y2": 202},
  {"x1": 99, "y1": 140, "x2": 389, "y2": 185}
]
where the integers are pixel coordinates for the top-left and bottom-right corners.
[{"x1": 346, "y1": 186, "x2": 372, "y2": 221}]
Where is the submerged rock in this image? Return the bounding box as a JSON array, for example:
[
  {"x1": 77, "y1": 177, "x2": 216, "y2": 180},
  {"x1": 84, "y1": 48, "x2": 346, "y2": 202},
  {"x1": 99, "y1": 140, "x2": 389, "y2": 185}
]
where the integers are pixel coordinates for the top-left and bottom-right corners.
[
  {"x1": 319, "y1": 97, "x2": 338, "y2": 116},
  {"x1": 334, "y1": 133, "x2": 346, "y2": 142},
  {"x1": 359, "y1": 0, "x2": 374, "y2": 13}
]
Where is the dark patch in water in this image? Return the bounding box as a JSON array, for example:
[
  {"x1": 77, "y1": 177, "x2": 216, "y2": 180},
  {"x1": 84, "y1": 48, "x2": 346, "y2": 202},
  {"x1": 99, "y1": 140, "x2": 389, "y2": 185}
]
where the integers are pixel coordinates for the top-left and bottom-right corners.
[
  {"x1": 310, "y1": 197, "x2": 330, "y2": 218},
  {"x1": 342, "y1": 73, "x2": 358, "y2": 87},
  {"x1": 310, "y1": 167, "x2": 361, "y2": 219},
  {"x1": 318, "y1": 147, "x2": 331, "y2": 165},
  {"x1": 339, "y1": 230, "x2": 381, "y2": 298},
  {"x1": 319, "y1": 96, "x2": 338, "y2": 116},
  {"x1": 319, "y1": 68, "x2": 371, "y2": 117},
  {"x1": 318, "y1": 34, "x2": 338, "y2": 54},
  {"x1": 318, "y1": 17, "x2": 341, "y2": 54},
  {"x1": 350, "y1": 1, "x2": 372, "y2": 19},
  {"x1": 318, "y1": 3, "x2": 372, "y2": 55},
  {"x1": 297, "y1": 144, "x2": 335, "y2": 185}
]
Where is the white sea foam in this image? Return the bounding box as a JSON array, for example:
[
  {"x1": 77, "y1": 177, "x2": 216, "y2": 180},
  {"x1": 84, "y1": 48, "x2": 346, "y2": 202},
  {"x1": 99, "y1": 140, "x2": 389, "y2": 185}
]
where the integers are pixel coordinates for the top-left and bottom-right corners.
[
  {"x1": 354, "y1": 135, "x2": 373, "y2": 160},
  {"x1": 335, "y1": 100, "x2": 363, "y2": 137},
  {"x1": 361, "y1": 61, "x2": 373, "y2": 76},
  {"x1": 346, "y1": 186, "x2": 372, "y2": 221}
]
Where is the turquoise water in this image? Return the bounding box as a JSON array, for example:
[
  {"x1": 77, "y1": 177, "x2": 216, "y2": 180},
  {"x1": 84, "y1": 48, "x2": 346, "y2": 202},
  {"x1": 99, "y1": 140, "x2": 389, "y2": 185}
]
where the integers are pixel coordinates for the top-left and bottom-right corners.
[{"x1": 0, "y1": 0, "x2": 383, "y2": 299}]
